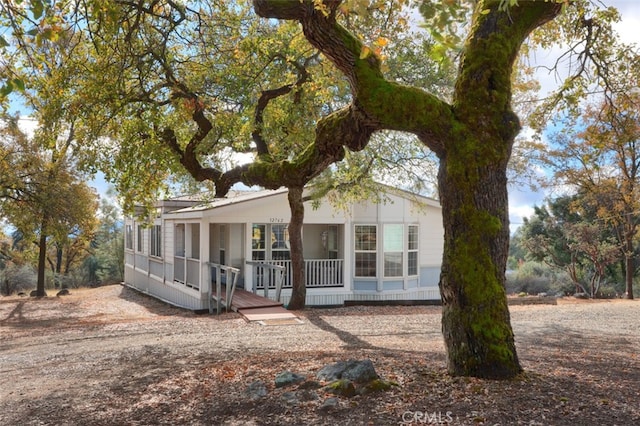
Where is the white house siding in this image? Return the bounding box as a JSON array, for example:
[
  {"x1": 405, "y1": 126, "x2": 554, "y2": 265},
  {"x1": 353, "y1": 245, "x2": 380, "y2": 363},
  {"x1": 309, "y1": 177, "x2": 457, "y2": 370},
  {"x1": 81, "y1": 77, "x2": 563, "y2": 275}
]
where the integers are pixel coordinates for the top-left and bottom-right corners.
[
  {"x1": 124, "y1": 270, "x2": 208, "y2": 310},
  {"x1": 228, "y1": 223, "x2": 245, "y2": 285},
  {"x1": 417, "y1": 202, "x2": 443, "y2": 291},
  {"x1": 349, "y1": 192, "x2": 442, "y2": 297},
  {"x1": 124, "y1": 188, "x2": 444, "y2": 311},
  {"x1": 164, "y1": 219, "x2": 174, "y2": 262},
  {"x1": 163, "y1": 220, "x2": 174, "y2": 282}
]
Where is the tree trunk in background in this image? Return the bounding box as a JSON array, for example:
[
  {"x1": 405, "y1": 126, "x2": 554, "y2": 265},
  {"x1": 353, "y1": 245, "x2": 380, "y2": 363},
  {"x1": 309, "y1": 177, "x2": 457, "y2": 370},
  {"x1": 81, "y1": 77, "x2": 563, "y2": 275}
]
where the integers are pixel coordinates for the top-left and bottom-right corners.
[
  {"x1": 624, "y1": 238, "x2": 634, "y2": 299},
  {"x1": 35, "y1": 220, "x2": 48, "y2": 297},
  {"x1": 286, "y1": 186, "x2": 306, "y2": 310}
]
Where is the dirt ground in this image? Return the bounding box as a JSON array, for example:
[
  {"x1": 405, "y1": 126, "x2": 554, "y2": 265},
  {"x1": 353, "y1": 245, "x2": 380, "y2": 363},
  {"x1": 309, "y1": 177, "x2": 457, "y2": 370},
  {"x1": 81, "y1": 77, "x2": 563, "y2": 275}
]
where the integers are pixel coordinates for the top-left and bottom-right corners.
[{"x1": 1, "y1": 285, "x2": 639, "y2": 425}]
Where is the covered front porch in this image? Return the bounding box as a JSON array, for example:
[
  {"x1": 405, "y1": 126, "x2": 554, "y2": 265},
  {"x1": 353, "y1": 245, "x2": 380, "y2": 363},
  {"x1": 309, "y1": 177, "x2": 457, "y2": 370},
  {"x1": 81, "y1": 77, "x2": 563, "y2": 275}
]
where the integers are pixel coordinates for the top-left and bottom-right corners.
[{"x1": 170, "y1": 221, "x2": 347, "y2": 299}]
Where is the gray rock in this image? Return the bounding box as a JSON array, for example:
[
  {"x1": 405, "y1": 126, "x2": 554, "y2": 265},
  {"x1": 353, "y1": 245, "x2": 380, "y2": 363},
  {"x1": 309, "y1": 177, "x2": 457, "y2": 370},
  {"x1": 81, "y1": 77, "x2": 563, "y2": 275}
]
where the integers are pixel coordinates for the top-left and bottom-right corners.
[
  {"x1": 281, "y1": 391, "x2": 299, "y2": 406},
  {"x1": 245, "y1": 380, "x2": 268, "y2": 401},
  {"x1": 318, "y1": 397, "x2": 340, "y2": 411},
  {"x1": 298, "y1": 380, "x2": 321, "y2": 390},
  {"x1": 275, "y1": 371, "x2": 305, "y2": 388},
  {"x1": 297, "y1": 389, "x2": 319, "y2": 401},
  {"x1": 317, "y1": 359, "x2": 378, "y2": 384}
]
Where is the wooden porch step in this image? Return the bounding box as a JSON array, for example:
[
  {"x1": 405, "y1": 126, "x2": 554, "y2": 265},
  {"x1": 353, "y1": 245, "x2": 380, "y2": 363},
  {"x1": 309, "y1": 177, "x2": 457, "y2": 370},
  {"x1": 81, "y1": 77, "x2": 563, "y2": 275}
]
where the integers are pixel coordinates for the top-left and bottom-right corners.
[
  {"x1": 211, "y1": 286, "x2": 299, "y2": 323},
  {"x1": 212, "y1": 286, "x2": 282, "y2": 311},
  {"x1": 239, "y1": 306, "x2": 299, "y2": 323}
]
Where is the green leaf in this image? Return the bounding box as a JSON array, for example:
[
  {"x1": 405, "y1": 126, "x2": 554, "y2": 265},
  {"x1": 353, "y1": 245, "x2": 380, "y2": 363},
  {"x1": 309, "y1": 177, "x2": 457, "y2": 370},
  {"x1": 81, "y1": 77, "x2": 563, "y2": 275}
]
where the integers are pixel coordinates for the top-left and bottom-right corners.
[
  {"x1": 0, "y1": 81, "x2": 13, "y2": 97},
  {"x1": 0, "y1": 36, "x2": 8, "y2": 48},
  {"x1": 12, "y1": 78, "x2": 25, "y2": 92},
  {"x1": 31, "y1": 0, "x2": 44, "y2": 20}
]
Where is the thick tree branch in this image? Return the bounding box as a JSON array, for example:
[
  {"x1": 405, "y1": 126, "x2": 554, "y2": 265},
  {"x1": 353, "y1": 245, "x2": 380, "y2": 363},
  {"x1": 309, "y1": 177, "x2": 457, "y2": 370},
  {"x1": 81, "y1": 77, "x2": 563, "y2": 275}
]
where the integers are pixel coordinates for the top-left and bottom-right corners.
[
  {"x1": 219, "y1": 103, "x2": 374, "y2": 193},
  {"x1": 254, "y1": 0, "x2": 453, "y2": 157},
  {"x1": 160, "y1": 127, "x2": 223, "y2": 186},
  {"x1": 454, "y1": 0, "x2": 562, "y2": 136},
  {"x1": 252, "y1": 53, "x2": 314, "y2": 155}
]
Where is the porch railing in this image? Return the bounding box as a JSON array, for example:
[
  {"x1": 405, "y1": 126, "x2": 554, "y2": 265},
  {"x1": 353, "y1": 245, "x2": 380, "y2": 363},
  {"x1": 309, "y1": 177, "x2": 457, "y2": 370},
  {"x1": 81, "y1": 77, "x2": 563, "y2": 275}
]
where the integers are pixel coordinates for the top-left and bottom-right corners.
[
  {"x1": 173, "y1": 256, "x2": 200, "y2": 291},
  {"x1": 208, "y1": 263, "x2": 240, "y2": 314},
  {"x1": 246, "y1": 261, "x2": 285, "y2": 302},
  {"x1": 251, "y1": 259, "x2": 344, "y2": 289}
]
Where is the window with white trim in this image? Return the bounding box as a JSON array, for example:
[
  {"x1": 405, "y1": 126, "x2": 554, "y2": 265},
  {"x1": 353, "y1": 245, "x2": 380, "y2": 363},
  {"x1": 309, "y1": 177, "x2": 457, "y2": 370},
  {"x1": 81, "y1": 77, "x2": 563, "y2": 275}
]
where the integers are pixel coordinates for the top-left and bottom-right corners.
[
  {"x1": 125, "y1": 224, "x2": 133, "y2": 250},
  {"x1": 271, "y1": 224, "x2": 290, "y2": 260},
  {"x1": 150, "y1": 225, "x2": 162, "y2": 257},
  {"x1": 175, "y1": 224, "x2": 185, "y2": 257},
  {"x1": 219, "y1": 225, "x2": 226, "y2": 265},
  {"x1": 136, "y1": 225, "x2": 143, "y2": 252},
  {"x1": 408, "y1": 225, "x2": 419, "y2": 276},
  {"x1": 383, "y1": 224, "x2": 403, "y2": 277},
  {"x1": 355, "y1": 225, "x2": 377, "y2": 277},
  {"x1": 252, "y1": 224, "x2": 266, "y2": 260}
]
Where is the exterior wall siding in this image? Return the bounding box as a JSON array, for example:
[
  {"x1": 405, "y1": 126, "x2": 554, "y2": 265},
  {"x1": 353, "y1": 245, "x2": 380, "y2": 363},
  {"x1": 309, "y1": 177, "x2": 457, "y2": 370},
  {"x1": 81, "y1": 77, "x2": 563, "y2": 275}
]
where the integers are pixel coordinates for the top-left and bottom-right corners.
[
  {"x1": 164, "y1": 221, "x2": 173, "y2": 263},
  {"x1": 124, "y1": 264, "x2": 208, "y2": 310},
  {"x1": 353, "y1": 281, "x2": 377, "y2": 291},
  {"x1": 382, "y1": 280, "x2": 404, "y2": 291},
  {"x1": 420, "y1": 266, "x2": 440, "y2": 287},
  {"x1": 124, "y1": 188, "x2": 444, "y2": 312}
]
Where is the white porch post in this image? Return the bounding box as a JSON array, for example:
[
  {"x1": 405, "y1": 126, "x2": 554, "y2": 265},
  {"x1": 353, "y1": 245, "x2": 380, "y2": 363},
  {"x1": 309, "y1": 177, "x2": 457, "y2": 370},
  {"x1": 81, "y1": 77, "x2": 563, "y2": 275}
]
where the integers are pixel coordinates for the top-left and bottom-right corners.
[
  {"x1": 244, "y1": 223, "x2": 254, "y2": 292},
  {"x1": 343, "y1": 221, "x2": 352, "y2": 291},
  {"x1": 201, "y1": 221, "x2": 210, "y2": 297}
]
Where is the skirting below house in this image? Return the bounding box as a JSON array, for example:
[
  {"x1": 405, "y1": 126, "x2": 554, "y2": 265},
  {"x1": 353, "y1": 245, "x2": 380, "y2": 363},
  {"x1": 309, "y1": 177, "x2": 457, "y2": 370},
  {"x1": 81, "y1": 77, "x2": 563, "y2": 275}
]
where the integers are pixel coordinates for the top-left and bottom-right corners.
[
  {"x1": 278, "y1": 287, "x2": 441, "y2": 308},
  {"x1": 125, "y1": 263, "x2": 441, "y2": 311}
]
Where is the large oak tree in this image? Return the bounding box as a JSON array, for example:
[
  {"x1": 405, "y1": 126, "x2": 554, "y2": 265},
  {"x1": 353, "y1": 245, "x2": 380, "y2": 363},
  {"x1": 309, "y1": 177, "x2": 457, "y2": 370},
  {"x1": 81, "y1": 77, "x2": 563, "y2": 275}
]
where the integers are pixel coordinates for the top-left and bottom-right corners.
[{"x1": 2, "y1": 0, "x2": 630, "y2": 379}]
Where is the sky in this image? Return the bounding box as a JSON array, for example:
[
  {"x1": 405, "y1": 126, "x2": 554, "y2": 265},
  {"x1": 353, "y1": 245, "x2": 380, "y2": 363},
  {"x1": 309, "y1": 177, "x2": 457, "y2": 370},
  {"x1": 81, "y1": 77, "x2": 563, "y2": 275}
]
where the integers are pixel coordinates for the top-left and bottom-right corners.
[{"x1": 507, "y1": 0, "x2": 640, "y2": 232}]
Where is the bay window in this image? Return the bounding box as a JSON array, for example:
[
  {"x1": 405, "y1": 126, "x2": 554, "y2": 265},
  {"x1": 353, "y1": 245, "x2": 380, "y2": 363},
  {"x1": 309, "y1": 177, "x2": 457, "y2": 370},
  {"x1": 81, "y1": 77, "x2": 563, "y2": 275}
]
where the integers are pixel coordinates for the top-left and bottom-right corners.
[{"x1": 355, "y1": 225, "x2": 377, "y2": 277}]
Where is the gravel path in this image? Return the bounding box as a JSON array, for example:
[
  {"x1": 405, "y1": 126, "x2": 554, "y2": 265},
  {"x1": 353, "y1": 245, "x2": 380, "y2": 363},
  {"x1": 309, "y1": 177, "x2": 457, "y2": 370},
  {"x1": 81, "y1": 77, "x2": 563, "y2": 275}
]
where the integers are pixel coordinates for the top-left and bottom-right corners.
[{"x1": 1, "y1": 285, "x2": 638, "y2": 425}]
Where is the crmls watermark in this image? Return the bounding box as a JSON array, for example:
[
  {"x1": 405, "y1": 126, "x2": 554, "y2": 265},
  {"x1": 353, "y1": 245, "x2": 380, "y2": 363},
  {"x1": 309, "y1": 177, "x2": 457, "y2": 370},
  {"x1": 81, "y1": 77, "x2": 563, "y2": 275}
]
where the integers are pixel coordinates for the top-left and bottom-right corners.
[{"x1": 400, "y1": 410, "x2": 455, "y2": 425}]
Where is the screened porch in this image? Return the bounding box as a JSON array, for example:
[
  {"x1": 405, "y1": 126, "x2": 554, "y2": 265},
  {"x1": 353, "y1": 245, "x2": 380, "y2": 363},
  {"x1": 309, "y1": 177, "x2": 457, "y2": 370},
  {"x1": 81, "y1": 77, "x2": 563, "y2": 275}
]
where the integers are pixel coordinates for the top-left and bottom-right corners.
[{"x1": 248, "y1": 223, "x2": 344, "y2": 290}]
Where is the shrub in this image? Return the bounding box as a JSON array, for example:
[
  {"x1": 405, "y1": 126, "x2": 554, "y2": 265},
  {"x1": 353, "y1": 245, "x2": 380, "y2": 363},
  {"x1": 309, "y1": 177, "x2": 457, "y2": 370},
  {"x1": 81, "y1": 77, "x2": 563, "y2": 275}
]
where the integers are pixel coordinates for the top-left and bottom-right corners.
[
  {"x1": 506, "y1": 261, "x2": 554, "y2": 295},
  {"x1": 0, "y1": 264, "x2": 37, "y2": 295},
  {"x1": 596, "y1": 285, "x2": 618, "y2": 299}
]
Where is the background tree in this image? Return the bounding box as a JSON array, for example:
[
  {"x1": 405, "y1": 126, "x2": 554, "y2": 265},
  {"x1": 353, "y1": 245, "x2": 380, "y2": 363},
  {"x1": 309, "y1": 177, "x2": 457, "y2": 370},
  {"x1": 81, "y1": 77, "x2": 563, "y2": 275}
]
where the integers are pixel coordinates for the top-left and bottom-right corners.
[
  {"x1": 519, "y1": 197, "x2": 585, "y2": 292},
  {"x1": 564, "y1": 221, "x2": 619, "y2": 297},
  {"x1": 84, "y1": 195, "x2": 124, "y2": 286},
  {"x1": 0, "y1": 119, "x2": 99, "y2": 295},
  {"x1": 517, "y1": 194, "x2": 623, "y2": 297},
  {"x1": 538, "y1": 93, "x2": 640, "y2": 299}
]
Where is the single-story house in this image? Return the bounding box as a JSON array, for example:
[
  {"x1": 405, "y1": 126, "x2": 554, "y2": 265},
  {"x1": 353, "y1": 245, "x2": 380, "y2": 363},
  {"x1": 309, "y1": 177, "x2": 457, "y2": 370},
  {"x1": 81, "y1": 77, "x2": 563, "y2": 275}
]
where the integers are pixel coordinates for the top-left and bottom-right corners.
[{"x1": 123, "y1": 186, "x2": 443, "y2": 310}]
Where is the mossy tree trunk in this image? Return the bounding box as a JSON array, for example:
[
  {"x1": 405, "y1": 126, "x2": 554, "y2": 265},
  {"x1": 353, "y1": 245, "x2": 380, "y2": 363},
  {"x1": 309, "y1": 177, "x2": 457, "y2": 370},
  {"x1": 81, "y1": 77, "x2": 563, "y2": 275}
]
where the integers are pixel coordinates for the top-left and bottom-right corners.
[
  {"x1": 287, "y1": 186, "x2": 306, "y2": 310},
  {"x1": 437, "y1": 133, "x2": 520, "y2": 378}
]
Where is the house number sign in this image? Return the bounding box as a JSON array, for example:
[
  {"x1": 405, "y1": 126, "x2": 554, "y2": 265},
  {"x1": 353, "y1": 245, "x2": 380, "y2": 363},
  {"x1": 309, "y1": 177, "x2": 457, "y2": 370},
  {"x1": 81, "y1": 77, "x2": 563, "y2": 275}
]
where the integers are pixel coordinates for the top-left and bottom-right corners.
[{"x1": 269, "y1": 218, "x2": 286, "y2": 223}]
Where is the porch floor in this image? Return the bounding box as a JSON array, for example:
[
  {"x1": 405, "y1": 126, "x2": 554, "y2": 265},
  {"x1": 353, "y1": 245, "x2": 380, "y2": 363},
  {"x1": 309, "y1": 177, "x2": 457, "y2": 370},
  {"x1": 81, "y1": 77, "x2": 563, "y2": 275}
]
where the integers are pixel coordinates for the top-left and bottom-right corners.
[{"x1": 212, "y1": 286, "x2": 299, "y2": 323}]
